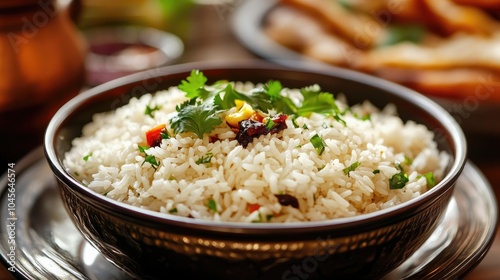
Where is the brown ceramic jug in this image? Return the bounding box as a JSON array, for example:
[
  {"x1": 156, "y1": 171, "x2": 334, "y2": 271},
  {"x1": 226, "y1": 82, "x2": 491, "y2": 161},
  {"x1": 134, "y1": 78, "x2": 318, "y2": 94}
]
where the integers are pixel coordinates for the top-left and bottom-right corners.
[{"x1": 0, "y1": 0, "x2": 86, "y2": 165}]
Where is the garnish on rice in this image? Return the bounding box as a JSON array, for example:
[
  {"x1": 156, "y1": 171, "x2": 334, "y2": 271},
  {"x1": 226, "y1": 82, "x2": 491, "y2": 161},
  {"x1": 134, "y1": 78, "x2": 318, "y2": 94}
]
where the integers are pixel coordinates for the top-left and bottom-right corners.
[
  {"x1": 65, "y1": 69, "x2": 448, "y2": 223},
  {"x1": 166, "y1": 69, "x2": 344, "y2": 147}
]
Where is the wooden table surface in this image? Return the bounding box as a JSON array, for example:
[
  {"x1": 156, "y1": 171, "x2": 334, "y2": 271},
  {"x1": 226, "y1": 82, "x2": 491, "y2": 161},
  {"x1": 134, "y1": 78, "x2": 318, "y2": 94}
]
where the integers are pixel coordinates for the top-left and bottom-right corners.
[{"x1": 1, "y1": 3, "x2": 498, "y2": 279}]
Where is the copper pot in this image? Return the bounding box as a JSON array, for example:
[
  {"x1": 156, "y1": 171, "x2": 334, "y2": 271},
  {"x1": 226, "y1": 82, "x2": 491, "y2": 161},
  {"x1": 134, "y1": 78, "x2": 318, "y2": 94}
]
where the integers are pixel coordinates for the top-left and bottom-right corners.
[{"x1": 0, "y1": 0, "x2": 86, "y2": 163}]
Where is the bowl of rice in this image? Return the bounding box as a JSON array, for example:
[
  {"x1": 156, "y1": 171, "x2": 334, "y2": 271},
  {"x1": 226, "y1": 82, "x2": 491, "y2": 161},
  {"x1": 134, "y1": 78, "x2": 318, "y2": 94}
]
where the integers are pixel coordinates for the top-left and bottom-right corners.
[{"x1": 44, "y1": 61, "x2": 466, "y2": 280}]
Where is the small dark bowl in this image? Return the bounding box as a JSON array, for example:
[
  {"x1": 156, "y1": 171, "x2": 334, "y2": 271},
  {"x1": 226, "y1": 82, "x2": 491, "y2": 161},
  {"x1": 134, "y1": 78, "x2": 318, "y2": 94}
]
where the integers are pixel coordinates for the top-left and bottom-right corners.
[{"x1": 44, "y1": 61, "x2": 467, "y2": 280}]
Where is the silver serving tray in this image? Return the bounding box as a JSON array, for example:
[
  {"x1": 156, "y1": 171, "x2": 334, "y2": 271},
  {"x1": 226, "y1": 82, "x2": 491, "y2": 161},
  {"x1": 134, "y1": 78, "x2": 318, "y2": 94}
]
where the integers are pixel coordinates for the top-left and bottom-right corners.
[{"x1": 0, "y1": 146, "x2": 497, "y2": 279}]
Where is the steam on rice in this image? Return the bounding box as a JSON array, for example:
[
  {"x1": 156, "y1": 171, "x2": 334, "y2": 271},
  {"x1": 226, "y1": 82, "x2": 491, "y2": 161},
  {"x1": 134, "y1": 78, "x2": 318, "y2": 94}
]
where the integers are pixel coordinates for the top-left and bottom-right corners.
[{"x1": 64, "y1": 80, "x2": 448, "y2": 223}]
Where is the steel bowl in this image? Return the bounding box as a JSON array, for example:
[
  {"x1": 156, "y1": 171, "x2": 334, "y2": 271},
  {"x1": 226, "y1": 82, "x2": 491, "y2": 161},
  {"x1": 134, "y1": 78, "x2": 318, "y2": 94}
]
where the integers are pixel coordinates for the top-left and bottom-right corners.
[{"x1": 44, "y1": 61, "x2": 467, "y2": 280}]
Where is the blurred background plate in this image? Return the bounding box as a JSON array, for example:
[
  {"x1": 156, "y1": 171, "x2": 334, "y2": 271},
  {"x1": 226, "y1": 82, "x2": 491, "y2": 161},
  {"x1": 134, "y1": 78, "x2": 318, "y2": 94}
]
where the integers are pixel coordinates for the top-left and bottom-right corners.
[
  {"x1": 231, "y1": 0, "x2": 500, "y2": 140},
  {"x1": 83, "y1": 25, "x2": 184, "y2": 86}
]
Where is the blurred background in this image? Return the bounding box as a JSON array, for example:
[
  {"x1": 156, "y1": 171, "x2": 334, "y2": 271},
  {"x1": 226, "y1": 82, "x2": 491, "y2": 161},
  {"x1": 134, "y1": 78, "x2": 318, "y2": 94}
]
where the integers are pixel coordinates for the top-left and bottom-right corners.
[{"x1": 0, "y1": 0, "x2": 499, "y2": 279}]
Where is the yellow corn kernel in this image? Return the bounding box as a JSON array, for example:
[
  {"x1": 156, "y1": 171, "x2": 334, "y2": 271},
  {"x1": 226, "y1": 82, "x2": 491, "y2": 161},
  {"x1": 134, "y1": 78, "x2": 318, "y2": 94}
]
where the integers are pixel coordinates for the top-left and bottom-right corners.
[{"x1": 226, "y1": 101, "x2": 254, "y2": 127}]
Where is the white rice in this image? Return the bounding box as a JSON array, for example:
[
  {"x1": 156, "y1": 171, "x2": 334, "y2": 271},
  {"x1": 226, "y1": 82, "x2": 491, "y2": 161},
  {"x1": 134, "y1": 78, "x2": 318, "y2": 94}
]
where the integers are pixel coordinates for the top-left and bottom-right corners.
[{"x1": 64, "y1": 82, "x2": 449, "y2": 222}]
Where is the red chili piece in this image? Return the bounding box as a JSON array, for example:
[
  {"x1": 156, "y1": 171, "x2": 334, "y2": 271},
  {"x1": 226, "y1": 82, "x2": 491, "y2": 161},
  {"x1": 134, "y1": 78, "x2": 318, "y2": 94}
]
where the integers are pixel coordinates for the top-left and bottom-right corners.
[{"x1": 146, "y1": 124, "x2": 166, "y2": 147}]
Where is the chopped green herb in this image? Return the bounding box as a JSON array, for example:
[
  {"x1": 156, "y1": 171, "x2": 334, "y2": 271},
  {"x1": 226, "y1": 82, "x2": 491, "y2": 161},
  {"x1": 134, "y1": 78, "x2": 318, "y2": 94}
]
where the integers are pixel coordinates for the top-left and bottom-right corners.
[
  {"x1": 343, "y1": 162, "x2": 361, "y2": 176},
  {"x1": 389, "y1": 171, "x2": 409, "y2": 189},
  {"x1": 83, "y1": 152, "x2": 92, "y2": 162},
  {"x1": 379, "y1": 24, "x2": 426, "y2": 47},
  {"x1": 160, "y1": 130, "x2": 169, "y2": 139},
  {"x1": 291, "y1": 117, "x2": 300, "y2": 128},
  {"x1": 196, "y1": 152, "x2": 213, "y2": 165},
  {"x1": 74, "y1": 172, "x2": 80, "y2": 176},
  {"x1": 354, "y1": 112, "x2": 371, "y2": 121},
  {"x1": 322, "y1": 122, "x2": 328, "y2": 129},
  {"x1": 310, "y1": 134, "x2": 326, "y2": 155},
  {"x1": 138, "y1": 145, "x2": 149, "y2": 153},
  {"x1": 404, "y1": 156, "x2": 413, "y2": 165},
  {"x1": 302, "y1": 124, "x2": 309, "y2": 130},
  {"x1": 265, "y1": 118, "x2": 276, "y2": 130},
  {"x1": 266, "y1": 214, "x2": 273, "y2": 222},
  {"x1": 422, "y1": 172, "x2": 436, "y2": 188},
  {"x1": 138, "y1": 145, "x2": 159, "y2": 169},
  {"x1": 252, "y1": 212, "x2": 263, "y2": 223},
  {"x1": 207, "y1": 198, "x2": 217, "y2": 212},
  {"x1": 142, "y1": 155, "x2": 159, "y2": 169},
  {"x1": 169, "y1": 208, "x2": 178, "y2": 213},
  {"x1": 373, "y1": 169, "x2": 380, "y2": 174},
  {"x1": 145, "y1": 104, "x2": 161, "y2": 118}
]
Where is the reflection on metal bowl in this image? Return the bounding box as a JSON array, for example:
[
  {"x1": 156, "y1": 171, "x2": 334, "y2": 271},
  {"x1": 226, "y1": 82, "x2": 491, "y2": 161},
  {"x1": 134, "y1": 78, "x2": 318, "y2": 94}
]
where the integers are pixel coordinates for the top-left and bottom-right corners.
[{"x1": 44, "y1": 61, "x2": 467, "y2": 280}]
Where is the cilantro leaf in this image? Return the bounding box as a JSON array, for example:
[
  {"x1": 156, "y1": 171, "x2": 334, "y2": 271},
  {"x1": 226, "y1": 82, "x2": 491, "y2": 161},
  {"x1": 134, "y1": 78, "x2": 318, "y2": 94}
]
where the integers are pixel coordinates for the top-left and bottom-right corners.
[
  {"x1": 263, "y1": 81, "x2": 297, "y2": 115},
  {"x1": 246, "y1": 90, "x2": 274, "y2": 112},
  {"x1": 179, "y1": 70, "x2": 208, "y2": 99},
  {"x1": 298, "y1": 88, "x2": 339, "y2": 117},
  {"x1": 170, "y1": 102, "x2": 222, "y2": 138},
  {"x1": 214, "y1": 84, "x2": 273, "y2": 112},
  {"x1": 175, "y1": 98, "x2": 196, "y2": 112},
  {"x1": 213, "y1": 83, "x2": 245, "y2": 110},
  {"x1": 270, "y1": 94, "x2": 297, "y2": 115},
  {"x1": 264, "y1": 80, "x2": 283, "y2": 101}
]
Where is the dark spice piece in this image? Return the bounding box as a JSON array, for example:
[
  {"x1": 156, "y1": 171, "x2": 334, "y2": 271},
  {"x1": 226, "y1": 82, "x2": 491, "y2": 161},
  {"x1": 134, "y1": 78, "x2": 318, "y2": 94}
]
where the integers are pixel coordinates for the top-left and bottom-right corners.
[
  {"x1": 274, "y1": 194, "x2": 299, "y2": 209},
  {"x1": 235, "y1": 114, "x2": 288, "y2": 147},
  {"x1": 236, "y1": 119, "x2": 268, "y2": 147}
]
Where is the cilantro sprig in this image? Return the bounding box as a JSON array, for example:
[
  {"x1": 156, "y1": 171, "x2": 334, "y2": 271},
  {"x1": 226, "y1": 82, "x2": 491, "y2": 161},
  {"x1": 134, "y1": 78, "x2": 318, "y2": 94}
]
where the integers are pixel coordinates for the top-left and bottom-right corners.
[
  {"x1": 170, "y1": 70, "x2": 349, "y2": 139},
  {"x1": 170, "y1": 101, "x2": 222, "y2": 139}
]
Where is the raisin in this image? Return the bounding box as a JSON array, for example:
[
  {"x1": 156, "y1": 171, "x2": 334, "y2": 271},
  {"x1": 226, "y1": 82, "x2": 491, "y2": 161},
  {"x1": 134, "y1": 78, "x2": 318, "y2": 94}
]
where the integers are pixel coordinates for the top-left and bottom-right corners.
[
  {"x1": 274, "y1": 194, "x2": 299, "y2": 209},
  {"x1": 236, "y1": 119, "x2": 268, "y2": 147}
]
